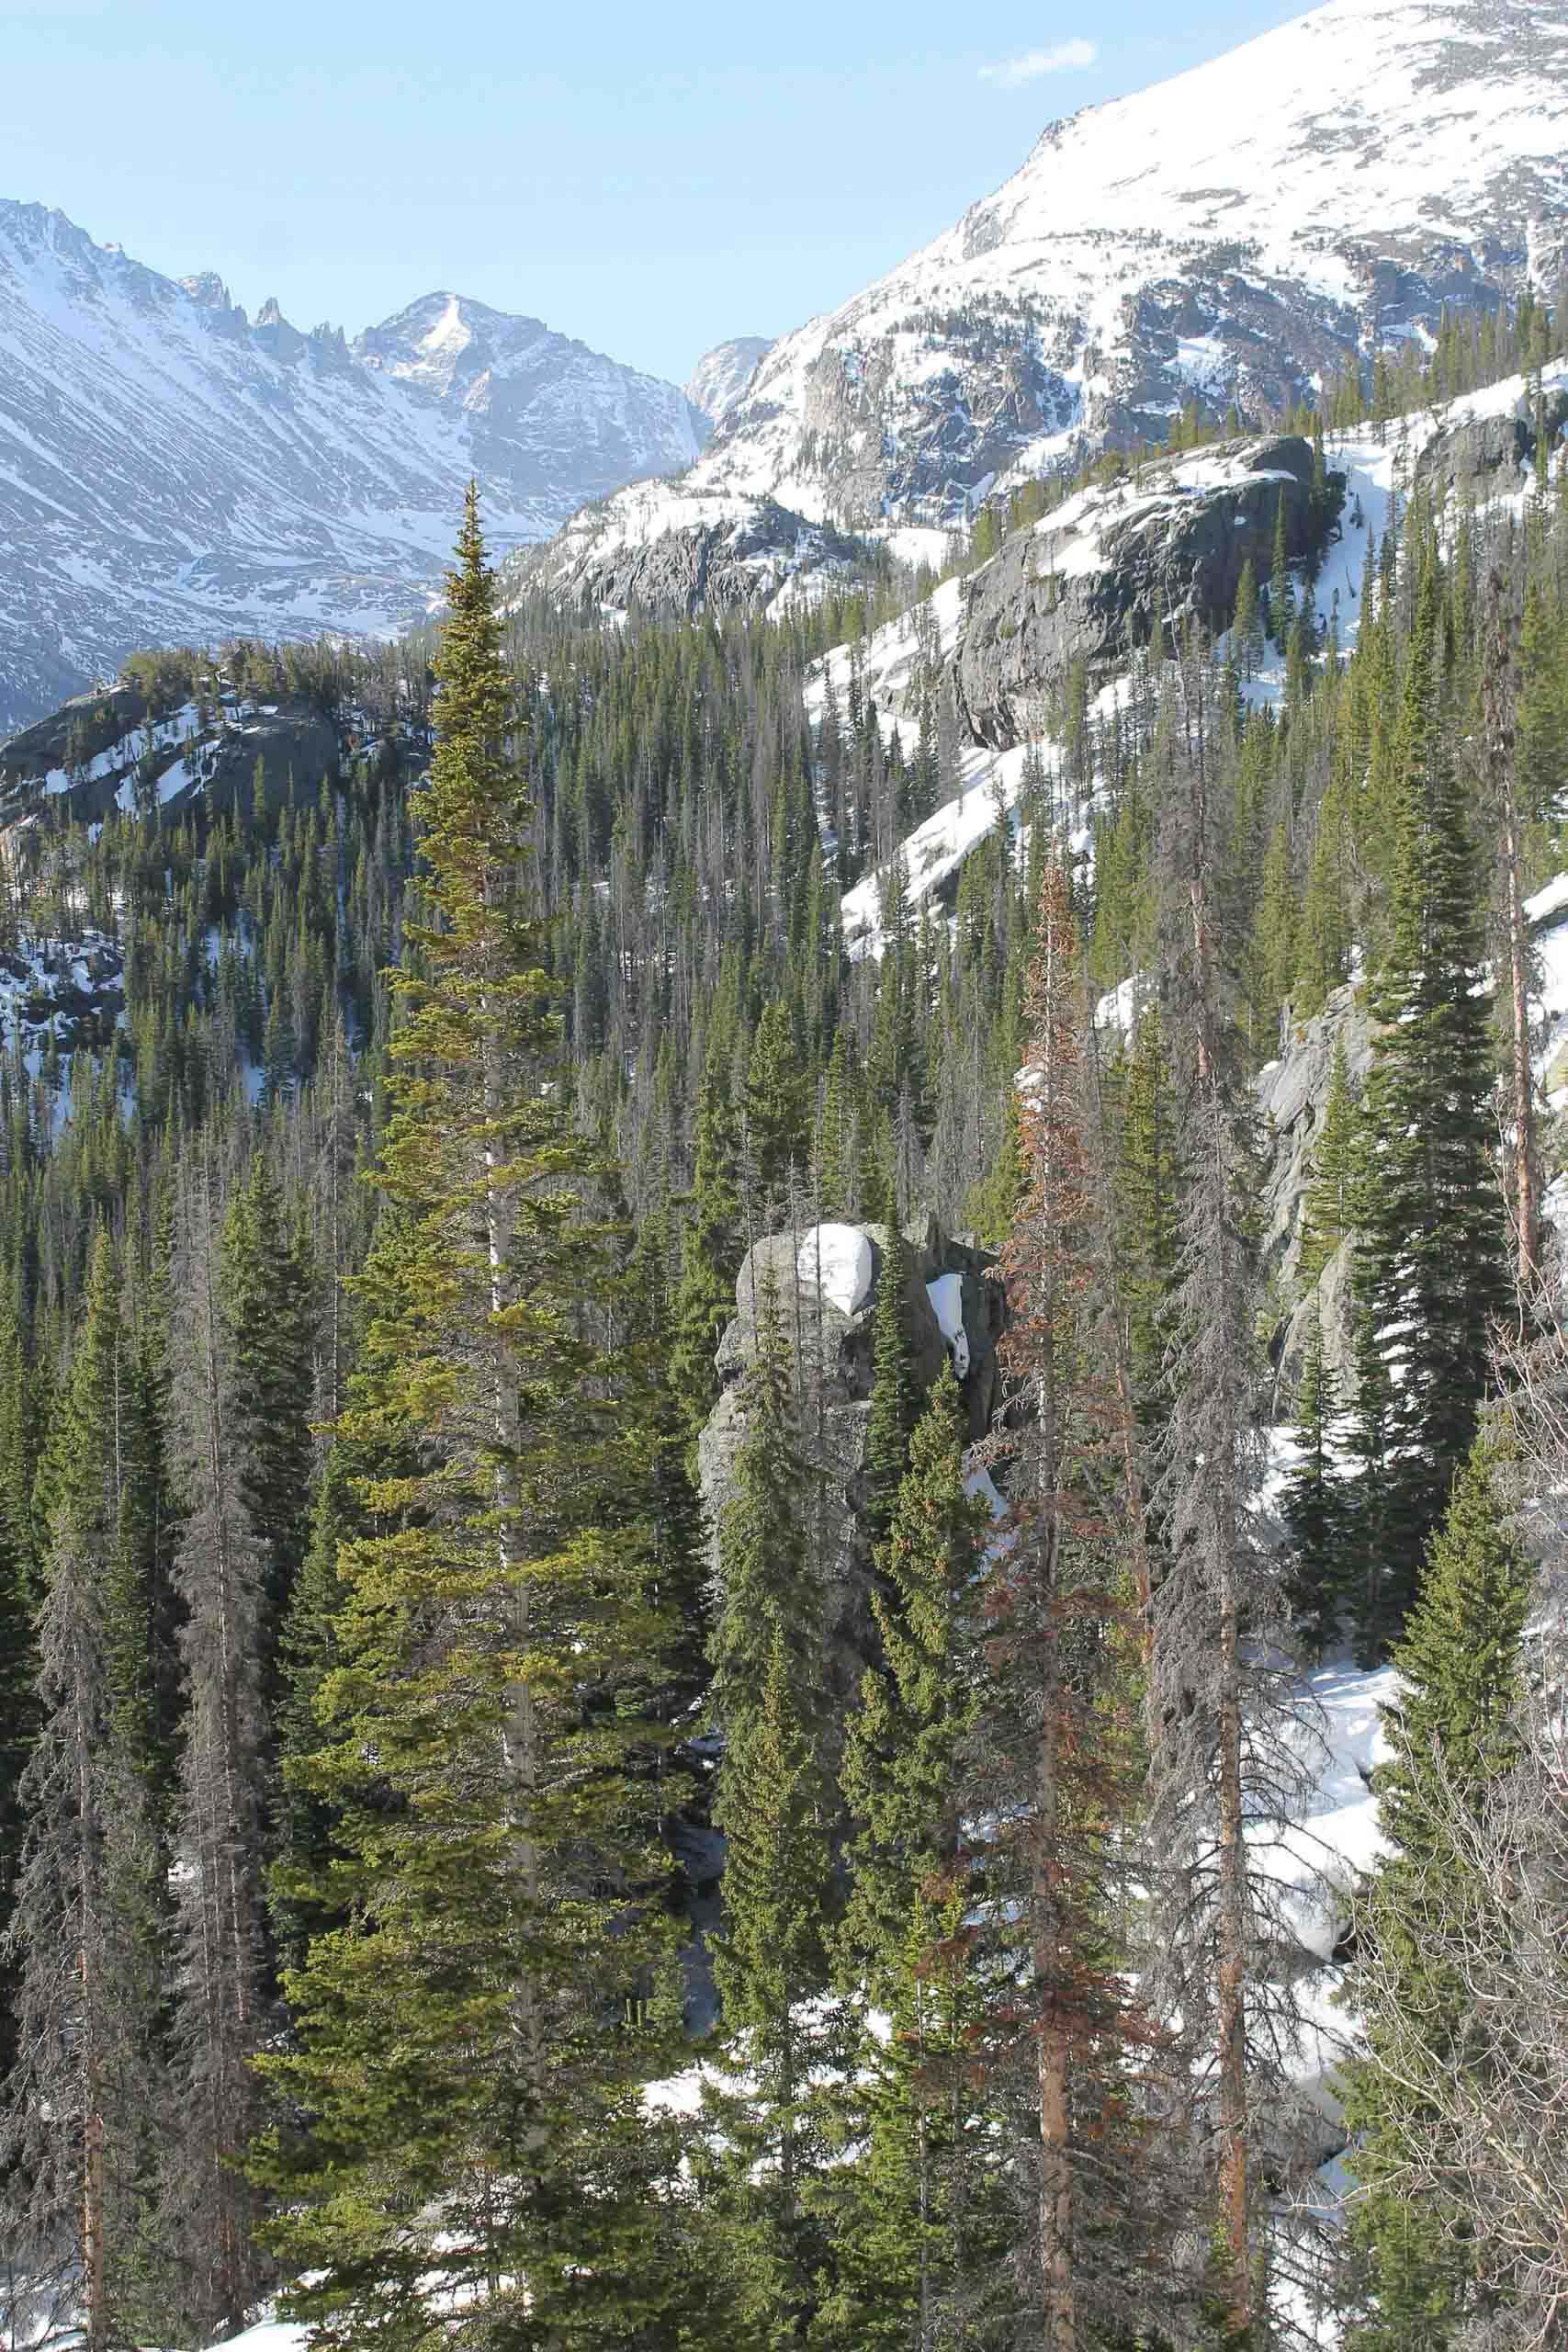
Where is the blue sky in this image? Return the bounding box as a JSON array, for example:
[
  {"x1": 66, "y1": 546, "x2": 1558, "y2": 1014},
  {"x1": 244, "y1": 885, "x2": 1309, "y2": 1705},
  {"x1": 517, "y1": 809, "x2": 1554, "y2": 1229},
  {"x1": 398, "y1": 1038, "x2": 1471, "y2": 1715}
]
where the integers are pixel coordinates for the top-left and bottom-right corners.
[{"x1": 2, "y1": 0, "x2": 1303, "y2": 386}]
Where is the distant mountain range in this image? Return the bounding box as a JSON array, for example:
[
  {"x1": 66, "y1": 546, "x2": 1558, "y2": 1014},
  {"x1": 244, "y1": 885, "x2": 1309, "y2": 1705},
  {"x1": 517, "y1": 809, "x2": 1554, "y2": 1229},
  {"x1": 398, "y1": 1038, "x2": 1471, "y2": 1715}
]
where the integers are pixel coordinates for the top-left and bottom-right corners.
[
  {"x1": 0, "y1": 205, "x2": 706, "y2": 731},
  {"x1": 6, "y1": 0, "x2": 1568, "y2": 727},
  {"x1": 529, "y1": 0, "x2": 1568, "y2": 616}
]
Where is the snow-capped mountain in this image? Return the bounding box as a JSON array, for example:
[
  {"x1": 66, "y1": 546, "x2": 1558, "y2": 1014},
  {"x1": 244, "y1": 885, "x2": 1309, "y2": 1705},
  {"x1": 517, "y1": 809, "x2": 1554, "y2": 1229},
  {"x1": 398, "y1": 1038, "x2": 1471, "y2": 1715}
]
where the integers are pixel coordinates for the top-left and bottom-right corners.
[
  {"x1": 684, "y1": 336, "x2": 773, "y2": 430},
  {"x1": 536, "y1": 0, "x2": 1568, "y2": 608},
  {"x1": 0, "y1": 204, "x2": 705, "y2": 733}
]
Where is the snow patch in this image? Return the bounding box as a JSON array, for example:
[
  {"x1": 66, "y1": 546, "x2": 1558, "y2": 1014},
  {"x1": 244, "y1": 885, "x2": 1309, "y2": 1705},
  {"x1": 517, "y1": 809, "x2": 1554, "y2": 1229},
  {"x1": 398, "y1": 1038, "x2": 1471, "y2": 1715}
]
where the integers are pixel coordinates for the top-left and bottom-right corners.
[
  {"x1": 795, "y1": 1223, "x2": 874, "y2": 1317},
  {"x1": 927, "y1": 1272, "x2": 970, "y2": 1379}
]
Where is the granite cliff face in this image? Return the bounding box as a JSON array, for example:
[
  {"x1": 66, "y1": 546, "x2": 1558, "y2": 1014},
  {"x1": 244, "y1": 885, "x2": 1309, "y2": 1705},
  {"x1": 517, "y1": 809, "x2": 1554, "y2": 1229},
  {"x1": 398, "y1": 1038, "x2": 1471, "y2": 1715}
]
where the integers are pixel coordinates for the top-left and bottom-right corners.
[
  {"x1": 953, "y1": 435, "x2": 1330, "y2": 746},
  {"x1": 684, "y1": 336, "x2": 773, "y2": 431}
]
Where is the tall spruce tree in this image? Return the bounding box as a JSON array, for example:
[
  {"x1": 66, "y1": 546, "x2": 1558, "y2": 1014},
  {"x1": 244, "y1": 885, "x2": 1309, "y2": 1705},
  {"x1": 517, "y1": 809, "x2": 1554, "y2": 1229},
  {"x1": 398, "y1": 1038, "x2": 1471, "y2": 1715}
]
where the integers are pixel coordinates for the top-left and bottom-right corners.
[
  {"x1": 670, "y1": 1059, "x2": 744, "y2": 1462},
  {"x1": 700, "y1": 1271, "x2": 839, "y2": 2343},
  {"x1": 863, "y1": 1226, "x2": 919, "y2": 1548},
  {"x1": 258, "y1": 489, "x2": 692, "y2": 2350},
  {"x1": 1348, "y1": 561, "x2": 1510, "y2": 1652},
  {"x1": 220, "y1": 1155, "x2": 316, "y2": 1713},
  {"x1": 1344, "y1": 1433, "x2": 1534, "y2": 2352},
  {"x1": 827, "y1": 1373, "x2": 1001, "y2": 2352}
]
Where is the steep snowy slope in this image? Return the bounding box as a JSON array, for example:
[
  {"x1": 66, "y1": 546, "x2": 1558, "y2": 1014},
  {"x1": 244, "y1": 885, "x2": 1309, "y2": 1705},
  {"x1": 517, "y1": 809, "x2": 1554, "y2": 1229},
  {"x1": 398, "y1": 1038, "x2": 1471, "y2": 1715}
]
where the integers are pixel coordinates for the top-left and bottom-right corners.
[
  {"x1": 0, "y1": 205, "x2": 703, "y2": 732},
  {"x1": 537, "y1": 0, "x2": 1568, "y2": 605}
]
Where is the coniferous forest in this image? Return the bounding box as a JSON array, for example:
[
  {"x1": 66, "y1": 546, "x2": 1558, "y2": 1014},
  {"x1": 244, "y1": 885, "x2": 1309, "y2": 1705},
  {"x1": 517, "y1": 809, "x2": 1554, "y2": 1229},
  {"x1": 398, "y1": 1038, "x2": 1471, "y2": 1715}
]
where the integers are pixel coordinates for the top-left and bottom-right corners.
[{"x1": 3, "y1": 323, "x2": 1568, "y2": 2352}]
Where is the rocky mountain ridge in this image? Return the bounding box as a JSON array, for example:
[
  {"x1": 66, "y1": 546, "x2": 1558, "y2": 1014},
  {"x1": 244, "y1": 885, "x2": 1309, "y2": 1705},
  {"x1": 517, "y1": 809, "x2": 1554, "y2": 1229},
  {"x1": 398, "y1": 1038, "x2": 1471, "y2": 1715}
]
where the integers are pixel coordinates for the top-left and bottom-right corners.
[
  {"x1": 683, "y1": 336, "x2": 773, "y2": 430},
  {"x1": 530, "y1": 0, "x2": 1568, "y2": 609},
  {"x1": 0, "y1": 202, "x2": 703, "y2": 733}
]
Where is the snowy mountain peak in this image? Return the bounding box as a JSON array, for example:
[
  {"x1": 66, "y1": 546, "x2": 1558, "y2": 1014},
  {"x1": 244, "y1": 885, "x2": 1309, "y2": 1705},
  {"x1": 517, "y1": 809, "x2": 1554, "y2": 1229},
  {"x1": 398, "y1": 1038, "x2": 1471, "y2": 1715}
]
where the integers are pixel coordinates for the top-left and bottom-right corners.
[
  {"x1": 179, "y1": 269, "x2": 237, "y2": 313},
  {"x1": 547, "y1": 0, "x2": 1568, "y2": 593},
  {"x1": 684, "y1": 335, "x2": 773, "y2": 429},
  {"x1": 0, "y1": 206, "x2": 705, "y2": 735}
]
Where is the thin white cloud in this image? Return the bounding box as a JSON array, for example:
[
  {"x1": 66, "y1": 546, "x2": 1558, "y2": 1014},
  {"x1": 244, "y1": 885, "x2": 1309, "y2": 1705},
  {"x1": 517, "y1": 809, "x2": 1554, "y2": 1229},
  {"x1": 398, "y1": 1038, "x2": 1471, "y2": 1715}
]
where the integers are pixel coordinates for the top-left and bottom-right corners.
[{"x1": 978, "y1": 36, "x2": 1099, "y2": 86}]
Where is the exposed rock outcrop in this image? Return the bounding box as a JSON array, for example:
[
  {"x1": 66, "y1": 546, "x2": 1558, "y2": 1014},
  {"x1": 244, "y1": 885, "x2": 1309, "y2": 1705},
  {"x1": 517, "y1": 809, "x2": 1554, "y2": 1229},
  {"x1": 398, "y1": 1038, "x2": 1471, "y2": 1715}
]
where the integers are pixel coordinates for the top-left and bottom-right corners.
[
  {"x1": 532, "y1": 491, "x2": 874, "y2": 620},
  {"x1": 1411, "y1": 390, "x2": 1568, "y2": 505},
  {"x1": 953, "y1": 435, "x2": 1334, "y2": 748},
  {"x1": 0, "y1": 684, "x2": 340, "y2": 831},
  {"x1": 695, "y1": 1216, "x2": 1004, "y2": 1711},
  {"x1": 1256, "y1": 982, "x2": 1375, "y2": 1408}
]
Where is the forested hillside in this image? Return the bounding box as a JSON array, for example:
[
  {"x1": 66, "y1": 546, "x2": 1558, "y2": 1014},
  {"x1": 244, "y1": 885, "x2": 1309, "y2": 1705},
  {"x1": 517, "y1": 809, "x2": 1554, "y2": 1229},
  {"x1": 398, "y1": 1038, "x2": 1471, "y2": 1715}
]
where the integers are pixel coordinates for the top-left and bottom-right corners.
[{"x1": 1, "y1": 310, "x2": 1567, "y2": 2351}]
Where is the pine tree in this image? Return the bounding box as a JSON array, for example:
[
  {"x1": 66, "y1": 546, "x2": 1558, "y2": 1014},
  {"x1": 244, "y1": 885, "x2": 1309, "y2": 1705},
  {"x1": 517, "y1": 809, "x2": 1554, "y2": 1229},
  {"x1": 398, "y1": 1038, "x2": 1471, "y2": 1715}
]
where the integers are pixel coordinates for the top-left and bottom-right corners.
[
  {"x1": 220, "y1": 1156, "x2": 316, "y2": 1713},
  {"x1": 258, "y1": 490, "x2": 691, "y2": 2350},
  {"x1": 701, "y1": 1272, "x2": 839, "y2": 2340},
  {"x1": 1269, "y1": 493, "x2": 1297, "y2": 646},
  {"x1": 863, "y1": 1227, "x2": 919, "y2": 1547},
  {"x1": 746, "y1": 997, "x2": 810, "y2": 1215},
  {"x1": 1348, "y1": 562, "x2": 1510, "y2": 1651},
  {"x1": 670, "y1": 1059, "x2": 744, "y2": 1461},
  {"x1": 1345, "y1": 1433, "x2": 1534, "y2": 2352},
  {"x1": 1232, "y1": 557, "x2": 1264, "y2": 681},
  {"x1": 1282, "y1": 1306, "x2": 1352, "y2": 1657},
  {"x1": 0, "y1": 1235, "x2": 172, "y2": 2352},
  {"x1": 839, "y1": 1363, "x2": 984, "y2": 1988}
]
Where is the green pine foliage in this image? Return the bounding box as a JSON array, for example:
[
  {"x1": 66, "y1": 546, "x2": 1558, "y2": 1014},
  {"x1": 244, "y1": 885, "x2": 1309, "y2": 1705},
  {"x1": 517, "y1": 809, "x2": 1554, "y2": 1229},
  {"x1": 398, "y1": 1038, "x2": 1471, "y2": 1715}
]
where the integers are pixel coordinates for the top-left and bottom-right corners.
[
  {"x1": 256, "y1": 490, "x2": 693, "y2": 2349},
  {"x1": 0, "y1": 279, "x2": 1565, "y2": 2343},
  {"x1": 1282, "y1": 1306, "x2": 1353, "y2": 1656},
  {"x1": 863, "y1": 1227, "x2": 920, "y2": 1548},
  {"x1": 1346, "y1": 561, "x2": 1511, "y2": 1652},
  {"x1": 1344, "y1": 1433, "x2": 1535, "y2": 2351}
]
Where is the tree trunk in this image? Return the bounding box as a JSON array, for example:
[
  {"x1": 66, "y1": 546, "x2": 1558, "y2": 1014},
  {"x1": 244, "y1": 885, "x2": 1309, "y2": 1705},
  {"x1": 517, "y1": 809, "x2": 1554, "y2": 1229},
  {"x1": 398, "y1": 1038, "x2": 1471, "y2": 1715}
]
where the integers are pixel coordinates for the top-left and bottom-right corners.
[{"x1": 1212, "y1": 1163, "x2": 1251, "y2": 2337}]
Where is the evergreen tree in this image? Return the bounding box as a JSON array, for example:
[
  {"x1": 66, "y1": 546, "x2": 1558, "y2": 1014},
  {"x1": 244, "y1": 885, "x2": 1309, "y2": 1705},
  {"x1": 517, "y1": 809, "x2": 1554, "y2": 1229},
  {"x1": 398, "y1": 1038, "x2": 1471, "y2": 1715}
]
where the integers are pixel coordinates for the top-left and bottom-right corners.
[
  {"x1": 1348, "y1": 563, "x2": 1510, "y2": 1651},
  {"x1": 670, "y1": 1060, "x2": 744, "y2": 1461},
  {"x1": 863, "y1": 1227, "x2": 919, "y2": 1548},
  {"x1": 1345, "y1": 1433, "x2": 1534, "y2": 2352},
  {"x1": 701, "y1": 1272, "x2": 839, "y2": 2342},
  {"x1": 0, "y1": 1235, "x2": 172, "y2": 2352},
  {"x1": 258, "y1": 490, "x2": 692, "y2": 2350},
  {"x1": 1282, "y1": 1306, "x2": 1353, "y2": 1657},
  {"x1": 839, "y1": 1363, "x2": 984, "y2": 1987},
  {"x1": 220, "y1": 1156, "x2": 316, "y2": 1713},
  {"x1": 746, "y1": 998, "x2": 810, "y2": 1214}
]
